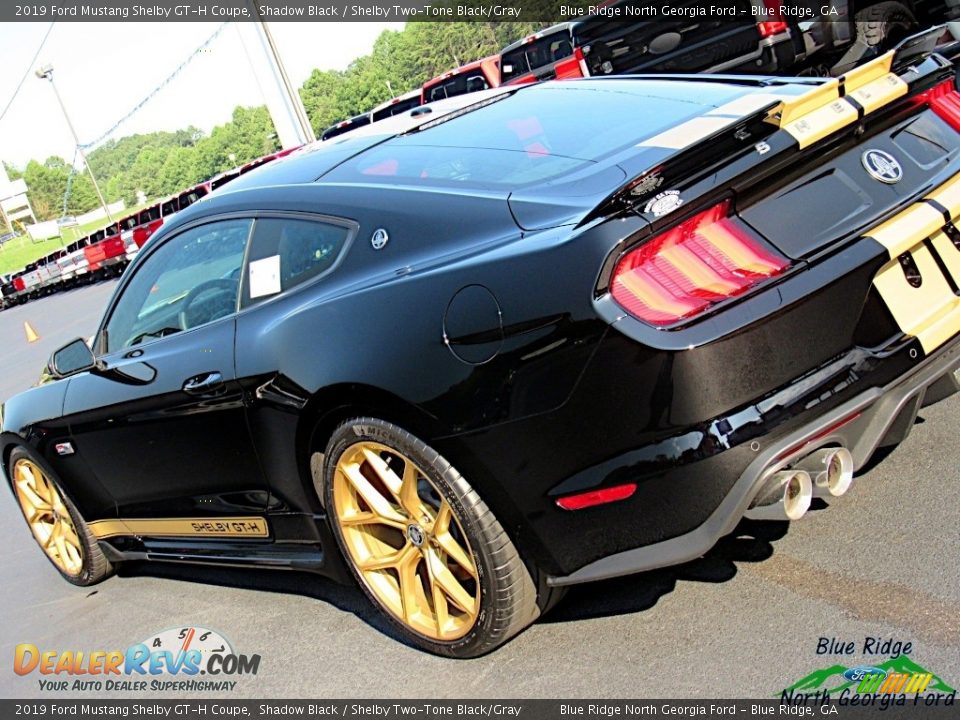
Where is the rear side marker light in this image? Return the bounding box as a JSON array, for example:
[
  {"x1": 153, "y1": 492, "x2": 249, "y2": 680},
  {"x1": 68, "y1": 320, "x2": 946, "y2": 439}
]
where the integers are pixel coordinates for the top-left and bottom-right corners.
[
  {"x1": 556, "y1": 483, "x2": 637, "y2": 511},
  {"x1": 915, "y1": 79, "x2": 960, "y2": 131},
  {"x1": 610, "y1": 200, "x2": 790, "y2": 327}
]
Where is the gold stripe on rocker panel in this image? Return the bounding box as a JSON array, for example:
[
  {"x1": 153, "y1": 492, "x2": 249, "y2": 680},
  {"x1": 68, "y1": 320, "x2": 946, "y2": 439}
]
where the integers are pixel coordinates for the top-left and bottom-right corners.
[{"x1": 88, "y1": 517, "x2": 270, "y2": 540}]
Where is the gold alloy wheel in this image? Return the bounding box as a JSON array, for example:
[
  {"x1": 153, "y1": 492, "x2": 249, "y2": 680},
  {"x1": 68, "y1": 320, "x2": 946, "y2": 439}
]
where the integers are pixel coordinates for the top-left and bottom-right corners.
[
  {"x1": 12, "y1": 458, "x2": 84, "y2": 577},
  {"x1": 332, "y1": 441, "x2": 481, "y2": 640}
]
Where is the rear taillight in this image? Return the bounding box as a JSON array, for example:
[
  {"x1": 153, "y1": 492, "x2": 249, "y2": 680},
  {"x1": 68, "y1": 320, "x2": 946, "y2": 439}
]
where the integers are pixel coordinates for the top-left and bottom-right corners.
[
  {"x1": 915, "y1": 78, "x2": 960, "y2": 130},
  {"x1": 610, "y1": 201, "x2": 790, "y2": 327},
  {"x1": 758, "y1": 0, "x2": 788, "y2": 37}
]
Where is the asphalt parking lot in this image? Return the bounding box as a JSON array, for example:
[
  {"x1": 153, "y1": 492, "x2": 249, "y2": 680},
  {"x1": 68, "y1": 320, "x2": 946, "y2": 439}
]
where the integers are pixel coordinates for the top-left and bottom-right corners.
[{"x1": 0, "y1": 282, "x2": 958, "y2": 699}]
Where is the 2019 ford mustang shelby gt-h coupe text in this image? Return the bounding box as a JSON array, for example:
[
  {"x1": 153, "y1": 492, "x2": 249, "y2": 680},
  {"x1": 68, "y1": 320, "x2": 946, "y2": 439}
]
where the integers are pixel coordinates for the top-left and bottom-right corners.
[{"x1": 4, "y1": 32, "x2": 960, "y2": 657}]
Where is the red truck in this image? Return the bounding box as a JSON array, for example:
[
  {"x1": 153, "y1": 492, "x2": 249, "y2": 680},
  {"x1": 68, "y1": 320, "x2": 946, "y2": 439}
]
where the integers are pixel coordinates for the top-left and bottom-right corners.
[{"x1": 421, "y1": 55, "x2": 501, "y2": 103}]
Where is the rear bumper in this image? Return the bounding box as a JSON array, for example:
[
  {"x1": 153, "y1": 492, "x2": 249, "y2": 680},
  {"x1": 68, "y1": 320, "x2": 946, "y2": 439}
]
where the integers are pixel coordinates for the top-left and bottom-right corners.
[{"x1": 548, "y1": 332, "x2": 960, "y2": 586}]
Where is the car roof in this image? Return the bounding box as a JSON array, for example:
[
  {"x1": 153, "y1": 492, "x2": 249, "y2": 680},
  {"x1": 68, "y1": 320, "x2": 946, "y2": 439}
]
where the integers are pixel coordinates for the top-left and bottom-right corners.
[{"x1": 216, "y1": 87, "x2": 517, "y2": 193}]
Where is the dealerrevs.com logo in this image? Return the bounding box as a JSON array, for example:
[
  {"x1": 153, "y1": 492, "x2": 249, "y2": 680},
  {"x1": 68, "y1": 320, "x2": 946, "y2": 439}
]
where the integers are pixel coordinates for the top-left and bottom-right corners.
[{"x1": 14, "y1": 626, "x2": 260, "y2": 693}]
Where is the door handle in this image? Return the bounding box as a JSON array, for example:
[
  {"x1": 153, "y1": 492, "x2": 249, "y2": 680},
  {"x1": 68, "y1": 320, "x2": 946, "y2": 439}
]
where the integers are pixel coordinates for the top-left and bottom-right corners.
[{"x1": 182, "y1": 371, "x2": 224, "y2": 396}]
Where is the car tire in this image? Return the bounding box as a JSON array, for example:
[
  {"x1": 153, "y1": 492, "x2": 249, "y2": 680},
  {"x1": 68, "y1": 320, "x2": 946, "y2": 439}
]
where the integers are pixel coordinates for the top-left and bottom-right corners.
[
  {"x1": 322, "y1": 417, "x2": 540, "y2": 657},
  {"x1": 7, "y1": 446, "x2": 113, "y2": 586},
  {"x1": 855, "y1": 2, "x2": 916, "y2": 50}
]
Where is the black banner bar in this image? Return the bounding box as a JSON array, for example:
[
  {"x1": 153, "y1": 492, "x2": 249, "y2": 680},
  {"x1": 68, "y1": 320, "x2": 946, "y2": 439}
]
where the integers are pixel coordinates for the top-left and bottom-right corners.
[
  {"x1": 3, "y1": 1, "x2": 840, "y2": 23},
  {"x1": 2, "y1": 699, "x2": 958, "y2": 719}
]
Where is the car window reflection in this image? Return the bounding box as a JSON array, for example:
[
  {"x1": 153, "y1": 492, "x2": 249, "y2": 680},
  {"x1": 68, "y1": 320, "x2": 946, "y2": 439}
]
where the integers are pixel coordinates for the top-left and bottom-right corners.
[{"x1": 104, "y1": 220, "x2": 252, "y2": 353}]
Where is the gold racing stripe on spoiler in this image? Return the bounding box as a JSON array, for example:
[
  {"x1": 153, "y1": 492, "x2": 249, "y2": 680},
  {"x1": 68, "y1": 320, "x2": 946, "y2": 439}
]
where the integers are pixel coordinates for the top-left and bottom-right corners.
[
  {"x1": 636, "y1": 53, "x2": 906, "y2": 152},
  {"x1": 88, "y1": 516, "x2": 270, "y2": 539},
  {"x1": 780, "y1": 94, "x2": 858, "y2": 149},
  {"x1": 868, "y1": 172, "x2": 960, "y2": 353},
  {"x1": 847, "y1": 71, "x2": 909, "y2": 115},
  {"x1": 774, "y1": 52, "x2": 908, "y2": 149}
]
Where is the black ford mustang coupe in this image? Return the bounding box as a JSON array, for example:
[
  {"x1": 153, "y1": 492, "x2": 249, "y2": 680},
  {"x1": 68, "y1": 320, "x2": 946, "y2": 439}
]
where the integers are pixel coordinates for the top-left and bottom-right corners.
[{"x1": 4, "y1": 33, "x2": 960, "y2": 657}]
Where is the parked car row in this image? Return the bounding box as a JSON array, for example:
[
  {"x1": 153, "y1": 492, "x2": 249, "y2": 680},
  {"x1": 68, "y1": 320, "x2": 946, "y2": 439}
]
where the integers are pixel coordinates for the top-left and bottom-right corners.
[
  {"x1": 321, "y1": 0, "x2": 952, "y2": 141},
  {"x1": 0, "y1": 148, "x2": 299, "y2": 310}
]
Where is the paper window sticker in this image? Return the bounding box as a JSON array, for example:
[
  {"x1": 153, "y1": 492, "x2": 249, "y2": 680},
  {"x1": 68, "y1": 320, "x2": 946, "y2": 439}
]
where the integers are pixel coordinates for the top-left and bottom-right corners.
[{"x1": 248, "y1": 255, "x2": 282, "y2": 299}]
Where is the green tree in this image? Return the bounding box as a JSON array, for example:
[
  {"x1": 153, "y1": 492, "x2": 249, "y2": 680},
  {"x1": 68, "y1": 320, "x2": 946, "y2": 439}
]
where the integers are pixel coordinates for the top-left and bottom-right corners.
[
  {"x1": 18, "y1": 157, "x2": 101, "y2": 220},
  {"x1": 158, "y1": 146, "x2": 200, "y2": 196},
  {"x1": 298, "y1": 21, "x2": 542, "y2": 133}
]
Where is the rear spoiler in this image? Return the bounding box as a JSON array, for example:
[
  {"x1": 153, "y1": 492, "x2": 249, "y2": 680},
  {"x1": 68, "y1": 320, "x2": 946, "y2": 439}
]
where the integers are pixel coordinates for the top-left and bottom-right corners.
[
  {"x1": 892, "y1": 24, "x2": 949, "y2": 73},
  {"x1": 767, "y1": 26, "x2": 956, "y2": 150},
  {"x1": 582, "y1": 31, "x2": 957, "y2": 226}
]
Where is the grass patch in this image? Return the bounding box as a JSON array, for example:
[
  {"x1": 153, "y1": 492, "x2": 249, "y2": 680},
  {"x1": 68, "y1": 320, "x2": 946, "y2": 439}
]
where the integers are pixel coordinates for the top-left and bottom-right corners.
[
  {"x1": 0, "y1": 236, "x2": 69, "y2": 275},
  {"x1": 0, "y1": 203, "x2": 149, "y2": 276}
]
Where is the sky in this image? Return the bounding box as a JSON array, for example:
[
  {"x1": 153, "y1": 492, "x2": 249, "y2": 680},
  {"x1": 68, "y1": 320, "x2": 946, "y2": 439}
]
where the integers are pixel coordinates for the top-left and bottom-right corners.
[{"x1": 0, "y1": 21, "x2": 405, "y2": 169}]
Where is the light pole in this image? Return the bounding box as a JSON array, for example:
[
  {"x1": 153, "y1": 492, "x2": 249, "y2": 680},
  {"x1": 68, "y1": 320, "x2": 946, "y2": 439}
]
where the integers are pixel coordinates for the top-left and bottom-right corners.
[
  {"x1": 35, "y1": 64, "x2": 113, "y2": 222},
  {"x1": 245, "y1": 3, "x2": 316, "y2": 146}
]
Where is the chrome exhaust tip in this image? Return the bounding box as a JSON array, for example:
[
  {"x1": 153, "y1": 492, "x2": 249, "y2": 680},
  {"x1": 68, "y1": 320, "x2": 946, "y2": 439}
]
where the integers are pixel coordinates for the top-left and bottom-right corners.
[
  {"x1": 821, "y1": 447, "x2": 853, "y2": 497},
  {"x1": 797, "y1": 447, "x2": 854, "y2": 498},
  {"x1": 782, "y1": 470, "x2": 813, "y2": 520},
  {"x1": 745, "y1": 470, "x2": 813, "y2": 521}
]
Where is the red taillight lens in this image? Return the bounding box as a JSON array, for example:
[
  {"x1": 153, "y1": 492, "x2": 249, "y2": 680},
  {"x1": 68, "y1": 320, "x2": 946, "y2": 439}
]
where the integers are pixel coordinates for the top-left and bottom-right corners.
[
  {"x1": 758, "y1": 0, "x2": 788, "y2": 37},
  {"x1": 610, "y1": 200, "x2": 789, "y2": 327},
  {"x1": 758, "y1": 21, "x2": 788, "y2": 37},
  {"x1": 556, "y1": 483, "x2": 636, "y2": 511},
  {"x1": 915, "y1": 78, "x2": 960, "y2": 130}
]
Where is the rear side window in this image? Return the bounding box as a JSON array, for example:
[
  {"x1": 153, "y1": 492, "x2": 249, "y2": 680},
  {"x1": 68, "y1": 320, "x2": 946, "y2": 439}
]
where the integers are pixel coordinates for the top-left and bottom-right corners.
[
  {"x1": 372, "y1": 96, "x2": 422, "y2": 122},
  {"x1": 501, "y1": 31, "x2": 573, "y2": 83},
  {"x1": 241, "y1": 217, "x2": 351, "y2": 308},
  {"x1": 425, "y1": 71, "x2": 491, "y2": 102}
]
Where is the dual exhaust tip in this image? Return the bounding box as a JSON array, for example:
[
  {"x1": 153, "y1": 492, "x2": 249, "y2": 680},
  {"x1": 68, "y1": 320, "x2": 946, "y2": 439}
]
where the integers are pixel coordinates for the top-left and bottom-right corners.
[{"x1": 746, "y1": 447, "x2": 853, "y2": 522}]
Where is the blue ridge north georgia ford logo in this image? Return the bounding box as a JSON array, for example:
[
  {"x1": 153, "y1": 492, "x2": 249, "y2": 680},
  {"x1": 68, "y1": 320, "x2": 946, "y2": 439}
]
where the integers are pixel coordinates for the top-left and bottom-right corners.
[{"x1": 861, "y1": 149, "x2": 903, "y2": 184}]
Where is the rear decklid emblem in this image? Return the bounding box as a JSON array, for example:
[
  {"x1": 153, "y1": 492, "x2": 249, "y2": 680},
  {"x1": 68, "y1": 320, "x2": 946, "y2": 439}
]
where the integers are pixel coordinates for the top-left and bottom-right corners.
[{"x1": 862, "y1": 149, "x2": 903, "y2": 184}]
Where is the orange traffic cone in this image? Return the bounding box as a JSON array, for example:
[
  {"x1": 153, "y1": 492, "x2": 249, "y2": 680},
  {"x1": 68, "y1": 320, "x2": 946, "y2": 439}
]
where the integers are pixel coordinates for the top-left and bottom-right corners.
[{"x1": 24, "y1": 321, "x2": 39, "y2": 343}]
